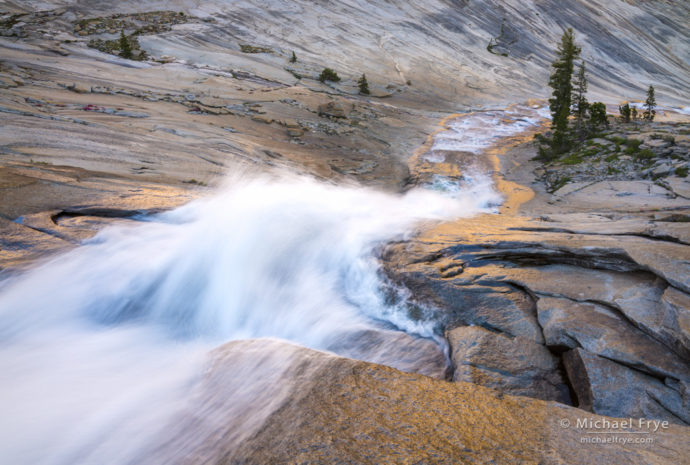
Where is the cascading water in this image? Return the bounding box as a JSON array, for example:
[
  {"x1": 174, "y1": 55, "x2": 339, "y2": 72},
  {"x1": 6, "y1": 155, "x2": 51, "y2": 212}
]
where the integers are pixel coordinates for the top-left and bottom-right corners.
[
  {"x1": 0, "y1": 171, "x2": 501, "y2": 464},
  {"x1": 0, "y1": 104, "x2": 548, "y2": 464}
]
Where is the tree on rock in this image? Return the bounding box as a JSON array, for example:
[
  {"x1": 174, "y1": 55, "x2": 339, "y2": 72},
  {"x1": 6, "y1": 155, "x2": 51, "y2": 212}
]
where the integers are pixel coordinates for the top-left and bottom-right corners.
[
  {"x1": 644, "y1": 85, "x2": 656, "y2": 121},
  {"x1": 357, "y1": 73, "x2": 370, "y2": 95},
  {"x1": 290, "y1": 51, "x2": 297, "y2": 63},
  {"x1": 548, "y1": 28, "x2": 581, "y2": 154},
  {"x1": 588, "y1": 102, "x2": 608, "y2": 131},
  {"x1": 119, "y1": 30, "x2": 132, "y2": 59},
  {"x1": 571, "y1": 62, "x2": 589, "y2": 141},
  {"x1": 619, "y1": 103, "x2": 631, "y2": 123},
  {"x1": 319, "y1": 68, "x2": 340, "y2": 83}
]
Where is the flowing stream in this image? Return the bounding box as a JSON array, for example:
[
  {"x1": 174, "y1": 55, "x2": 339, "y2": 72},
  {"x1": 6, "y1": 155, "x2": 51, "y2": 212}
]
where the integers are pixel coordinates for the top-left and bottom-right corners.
[{"x1": 0, "y1": 106, "x2": 546, "y2": 464}]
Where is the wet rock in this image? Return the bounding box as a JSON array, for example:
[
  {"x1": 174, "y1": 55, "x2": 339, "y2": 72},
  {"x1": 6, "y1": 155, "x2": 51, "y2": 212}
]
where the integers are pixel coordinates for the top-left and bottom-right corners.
[
  {"x1": 147, "y1": 339, "x2": 689, "y2": 464},
  {"x1": 563, "y1": 348, "x2": 689, "y2": 425},
  {"x1": 383, "y1": 246, "x2": 543, "y2": 342},
  {"x1": 326, "y1": 328, "x2": 447, "y2": 379},
  {"x1": 447, "y1": 325, "x2": 570, "y2": 402},
  {"x1": 317, "y1": 101, "x2": 347, "y2": 119}
]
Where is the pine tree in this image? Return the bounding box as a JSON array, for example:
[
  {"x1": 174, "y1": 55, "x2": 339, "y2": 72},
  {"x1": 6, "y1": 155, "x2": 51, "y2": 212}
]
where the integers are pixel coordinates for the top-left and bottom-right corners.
[
  {"x1": 571, "y1": 62, "x2": 589, "y2": 141},
  {"x1": 357, "y1": 73, "x2": 370, "y2": 95},
  {"x1": 631, "y1": 106, "x2": 638, "y2": 121},
  {"x1": 548, "y1": 28, "x2": 581, "y2": 154},
  {"x1": 588, "y1": 102, "x2": 608, "y2": 131},
  {"x1": 619, "y1": 103, "x2": 631, "y2": 123},
  {"x1": 290, "y1": 51, "x2": 297, "y2": 63},
  {"x1": 119, "y1": 30, "x2": 132, "y2": 59},
  {"x1": 643, "y1": 85, "x2": 656, "y2": 121}
]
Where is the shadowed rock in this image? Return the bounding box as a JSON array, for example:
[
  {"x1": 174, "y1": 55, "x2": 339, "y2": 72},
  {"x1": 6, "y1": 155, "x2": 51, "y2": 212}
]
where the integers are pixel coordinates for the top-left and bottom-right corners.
[
  {"x1": 656, "y1": 287, "x2": 690, "y2": 360},
  {"x1": 538, "y1": 296, "x2": 690, "y2": 382},
  {"x1": 447, "y1": 325, "x2": 571, "y2": 403},
  {"x1": 564, "y1": 348, "x2": 690, "y2": 425}
]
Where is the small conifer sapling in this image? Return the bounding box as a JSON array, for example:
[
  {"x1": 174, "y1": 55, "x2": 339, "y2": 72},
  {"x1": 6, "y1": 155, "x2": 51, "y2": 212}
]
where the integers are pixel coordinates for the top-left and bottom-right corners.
[
  {"x1": 644, "y1": 85, "x2": 656, "y2": 121},
  {"x1": 119, "y1": 30, "x2": 133, "y2": 59},
  {"x1": 357, "y1": 73, "x2": 370, "y2": 95}
]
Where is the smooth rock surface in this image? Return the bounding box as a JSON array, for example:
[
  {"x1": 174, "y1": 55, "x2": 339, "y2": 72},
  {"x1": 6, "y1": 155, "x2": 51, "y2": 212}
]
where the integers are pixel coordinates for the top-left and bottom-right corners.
[
  {"x1": 447, "y1": 325, "x2": 570, "y2": 403},
  {"x1": 537, "y1": 296, "x2": 689, "y2": 382},
  {"x1": 563, "y1": 348, "x2": 690, "y2": 425},
  {"x1": 145, "y1": 339, "x2": 690, "y2": 464}
]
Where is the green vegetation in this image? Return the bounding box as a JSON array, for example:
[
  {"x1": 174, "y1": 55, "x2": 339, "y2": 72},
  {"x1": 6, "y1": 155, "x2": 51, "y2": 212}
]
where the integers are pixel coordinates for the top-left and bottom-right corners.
[
  {"x1": 626, "y1": 138, "x2": 642, "y2": 150},
  {"x1": 119, "y1": 30, "x2": 132, "y2": 59},
  {"x1": 643, "y1": 85, "x2": 656, "y2": 121},
  {"x1": 286, "y1": 69, "x2": 302, "y2": 80},
  {"x1": 89, "y1": 31, "x2": 145, "y2": 60},
  {"x1": 549, "y1": 176, "x2": 571, "y2": 193},
  {"x1": 548, "y1": 28, "x2": 580, "y2": 154},
  {"x1": 588, "y1": 102, "x2": 608, "y2": 131},
  {"x1": 675, "y1": 166, "x2": 688, "y2": 177},
  {"x1": 607, "y1": 135, "x2": 626, "y2": 145},
  {"x1": 240, "y1": 44, "x2": 272, "y2": 53},
  {"x1": 183, "y1": 179, "x2": 207, "y2": 186},
  {"x1": 357, "y1": 73, "x2": 370, "y2": 95},
  {"x1": 635, "y1": 149, "x2": 655, "y2": 160},
  {"x1": 619, "y1": 103, "x2": 631, "y2": 123},
  {"x1": 486, "y1": 19, "x2": 514, "y2": 57},
  {"x1": 560, "y1": 153, "x2": 584, "y2": 165},
  {"x1": 290, "y1": 51, "x2": 297, "y2": 63},
  {"x1": 319, "y1": 68, "x2": 340, "y2": 83},
  {"x1": 571, "y1": 62, "x2": 589, "y2": 140}
]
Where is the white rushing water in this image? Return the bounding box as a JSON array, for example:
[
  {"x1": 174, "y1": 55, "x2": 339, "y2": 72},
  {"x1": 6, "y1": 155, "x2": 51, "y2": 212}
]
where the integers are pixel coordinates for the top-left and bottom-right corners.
[
  {"x1": 0, "y1": 171, "x2": 501, "y2": 464},
  {"x1": 428, "y1": 105, "x2": 551, "y2": 156}
]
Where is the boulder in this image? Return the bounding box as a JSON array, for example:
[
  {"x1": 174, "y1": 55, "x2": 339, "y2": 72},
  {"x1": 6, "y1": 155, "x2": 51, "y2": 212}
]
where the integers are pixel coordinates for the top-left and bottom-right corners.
[
  {"x1": 287, "y1": 128, "x2": 304, "y2": 138},
  {"x1": 447, "y1": 325, "x2": 570, "y2": 403},
  {"x1": 382, "y1": 250, "x2": 544, "y2": 343},
  {"x1": 563, "y1": 348, "x2": 689, "y2": 425},
  {"x1": 537, "y1": 296, "x2": 689, "y2": 381},
  {"x1": 656, "y1": 286, "x2": 690, "y2": 359},
  {"x1": 317, "y1": 101, "x2": 347, "y2": 119},
  {"x1": 145, "y1": 339, "x2": 689, "y2": 464},
  {"x1": 326, "y1": 328, "x2": 447, "y2": 379}
]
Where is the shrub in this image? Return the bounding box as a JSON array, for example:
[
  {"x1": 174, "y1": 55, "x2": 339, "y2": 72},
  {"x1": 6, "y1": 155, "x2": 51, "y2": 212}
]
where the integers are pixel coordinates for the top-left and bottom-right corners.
[
  {"x1": 319, "y1": 68, "x2": 340, "y2": 83},
  {"x1": 635, "y1": 149, "x2": 655, "y2": 160},
  {"x1": 607, "y1": 135, "x2": 626, "y2": 145},
  {"x1": 588, "y1": 102, "x2": 608, "y2": 129},
  {"x1": 561, "y1": 153, "x2": 584, "y2": 165},
  {"x1": 537, "y1": 145, "x2": 554, "y2": 160},
  {"x1": 357, "y1": 73, "x2": 370, "y2": 94},
  {"x1": 550, "y1": 176, "x2": 571, "y2": 192},
  {"x1": 663, "y1": 134, "x2": 676, "y2": 145},
  {"x1": 625, "y1": 138, "x2": 642, "y2": 150},
  {"x1": 675, "y1": 166, "x2": 688, "y2": 177},
  {"x1": 605, "y1": 153, "x2": 619, "y2": 163}
]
